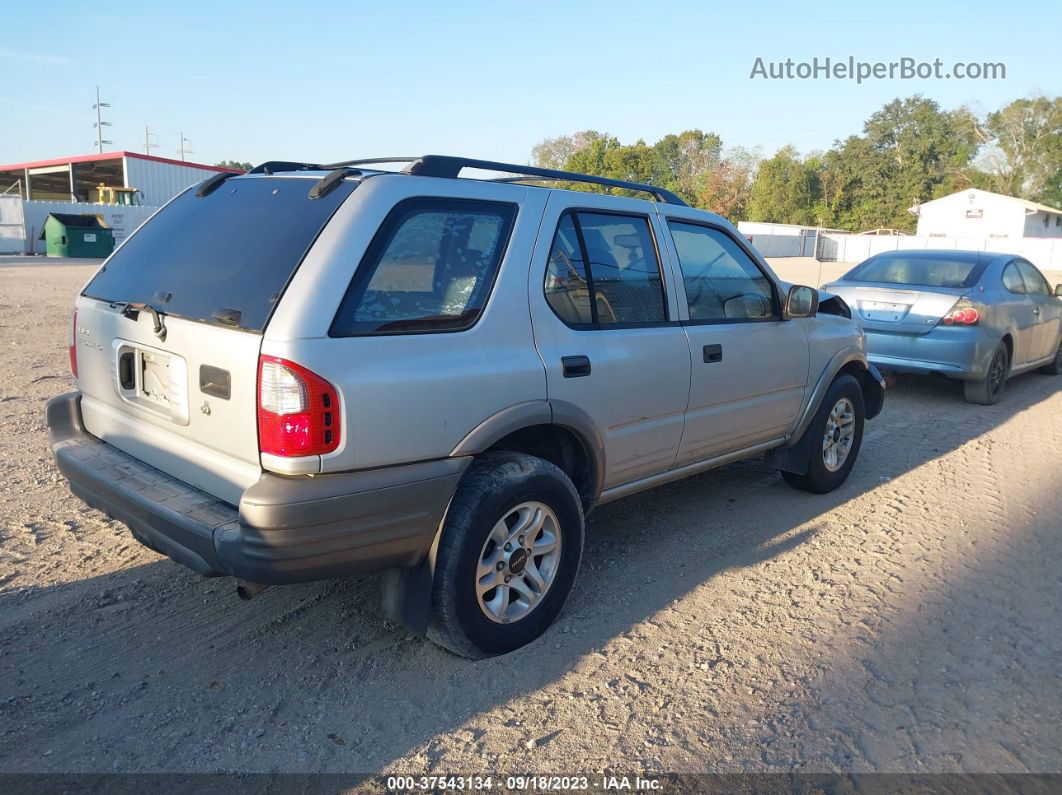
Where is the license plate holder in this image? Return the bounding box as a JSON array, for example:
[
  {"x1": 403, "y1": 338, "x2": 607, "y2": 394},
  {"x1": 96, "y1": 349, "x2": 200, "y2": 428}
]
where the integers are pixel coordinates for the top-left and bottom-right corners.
[{"x1": 860, "y1": 300, "x2": 909, "y2": 322}]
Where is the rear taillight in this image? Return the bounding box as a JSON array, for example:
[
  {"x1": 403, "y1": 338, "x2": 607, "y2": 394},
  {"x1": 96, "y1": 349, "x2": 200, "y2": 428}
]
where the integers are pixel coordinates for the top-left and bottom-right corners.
[
  {"x1": 69, "y1": 309, "x2": 78, "y2": 378},
  {"x1": 256, "y1": 355, "x2": 340, "y2": 457},
  {"x1": 941, "y1": 299, "x2": 980, "y2": 327}
]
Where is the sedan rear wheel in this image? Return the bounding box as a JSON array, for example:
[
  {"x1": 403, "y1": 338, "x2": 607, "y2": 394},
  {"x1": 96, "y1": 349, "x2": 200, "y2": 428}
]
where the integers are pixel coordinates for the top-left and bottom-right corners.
[{"x1": 964, "y1": 343, "x2": 1009, "y2": 405}]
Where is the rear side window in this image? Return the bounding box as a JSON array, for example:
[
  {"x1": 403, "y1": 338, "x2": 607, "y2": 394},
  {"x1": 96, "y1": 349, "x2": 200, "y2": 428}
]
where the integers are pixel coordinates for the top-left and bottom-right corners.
[
  {"x1": 1002, "y1": 263, "x2": 1026, "y2": 294},
  {"x1": 83, "y1": 176, "x2": 358, "y2": 331},
  {"x1": 543, "y1": 211, "x2": 667, "y2": 327},
  {"x1": 330, "y1": 198, "x2": 516, "y2": 335}
]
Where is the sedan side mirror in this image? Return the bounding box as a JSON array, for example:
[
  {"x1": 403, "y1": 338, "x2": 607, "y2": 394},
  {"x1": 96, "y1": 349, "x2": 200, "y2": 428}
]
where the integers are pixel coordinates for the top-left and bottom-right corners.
[
  {"x1": 1055, "y1": 284, "x2": 1062, "y2": 297},
  {"x1": 785, "y1": 285, "x2": 819, "y2": 319}
]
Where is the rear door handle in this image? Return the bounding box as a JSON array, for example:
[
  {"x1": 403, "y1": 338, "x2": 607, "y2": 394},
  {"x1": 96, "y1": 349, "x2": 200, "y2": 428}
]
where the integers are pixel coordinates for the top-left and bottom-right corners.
[
  {"x1": 561, "y1": 355, "x2": 591, "y2": 378},
  {"x1": 703, "y1": 344, "x2": 723, "y2": 363}
]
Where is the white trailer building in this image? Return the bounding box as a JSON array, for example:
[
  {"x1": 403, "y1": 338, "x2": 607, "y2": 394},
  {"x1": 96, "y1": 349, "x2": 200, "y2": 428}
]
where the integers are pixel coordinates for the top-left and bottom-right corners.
[{"x1": 911, "y1": 189, "x2": 1062, "y2": 241}]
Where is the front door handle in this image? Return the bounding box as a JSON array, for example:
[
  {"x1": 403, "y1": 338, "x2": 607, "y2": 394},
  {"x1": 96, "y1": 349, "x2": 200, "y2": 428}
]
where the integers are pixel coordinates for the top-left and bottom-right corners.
[
  {"x1": 703, "y1": 344, "x2": 723, "y2": 363},
  {"x1": 1034, "y1": 307, "x2": 1041, "y2": 316},
  {"x1": 561, "y1": 355, "x2": 591, "y2": 378}
]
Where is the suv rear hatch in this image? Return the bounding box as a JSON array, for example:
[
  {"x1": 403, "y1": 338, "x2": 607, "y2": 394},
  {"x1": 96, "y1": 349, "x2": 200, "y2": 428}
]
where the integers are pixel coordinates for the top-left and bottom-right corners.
[{"x1": 74, "y1": 174, "x2": 357, "y2": 505}]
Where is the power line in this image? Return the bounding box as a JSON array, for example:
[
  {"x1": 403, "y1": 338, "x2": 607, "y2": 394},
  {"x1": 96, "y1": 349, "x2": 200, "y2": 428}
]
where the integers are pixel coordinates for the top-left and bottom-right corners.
[
  {"x1": 92, "y1": 85, "x2": 112, "y2": 153},
  {"x1": 143, "y1": 126, "x2": 159, "y2": 155}
]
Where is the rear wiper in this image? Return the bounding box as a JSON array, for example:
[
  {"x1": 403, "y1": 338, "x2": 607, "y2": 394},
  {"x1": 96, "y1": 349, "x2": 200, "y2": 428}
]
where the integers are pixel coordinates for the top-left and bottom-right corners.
[{"x1": 119, "y1": 302, "x2": 167, "y2": 341}]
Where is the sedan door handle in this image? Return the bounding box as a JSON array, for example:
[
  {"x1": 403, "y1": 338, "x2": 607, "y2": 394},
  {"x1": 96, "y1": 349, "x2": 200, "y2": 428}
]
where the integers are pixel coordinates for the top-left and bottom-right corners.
[
  {"x1": 703, "y1": 344, "x2": 723, "y2": 363},
  {"x1": 561, "y1": 355, "x2": 591, "y2": 378},
  {"x1": 1034, "y1": 307, "x2": 1042, "y2": 315}
]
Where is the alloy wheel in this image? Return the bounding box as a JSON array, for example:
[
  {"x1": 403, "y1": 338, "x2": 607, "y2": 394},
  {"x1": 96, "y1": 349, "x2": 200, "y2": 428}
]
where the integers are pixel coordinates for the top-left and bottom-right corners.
[
  {"x1": 476, "y1": 501, "x2": 562, "y2": 624},
  {"x1": 822, "y1": 397, "x2": 856, "y2": 472}
]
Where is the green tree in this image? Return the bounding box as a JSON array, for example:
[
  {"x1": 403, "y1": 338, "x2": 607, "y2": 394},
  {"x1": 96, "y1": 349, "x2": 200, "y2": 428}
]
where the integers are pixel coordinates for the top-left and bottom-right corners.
[
  {"x1": 746, "y1": 145, "x2": 822, "y2": 225},
  {"x1": 974, "y1": 96, "x2": 1062, "y2": 203},
  {"x1": 215, "y1": 160, "x2": 253, "y2": 171}
]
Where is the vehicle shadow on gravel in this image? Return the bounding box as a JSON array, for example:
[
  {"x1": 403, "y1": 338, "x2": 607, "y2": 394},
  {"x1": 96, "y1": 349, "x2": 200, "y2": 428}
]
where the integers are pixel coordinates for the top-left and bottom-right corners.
[{"x1": 1, "y1": 370, "x2": 1059, "y2": 773}]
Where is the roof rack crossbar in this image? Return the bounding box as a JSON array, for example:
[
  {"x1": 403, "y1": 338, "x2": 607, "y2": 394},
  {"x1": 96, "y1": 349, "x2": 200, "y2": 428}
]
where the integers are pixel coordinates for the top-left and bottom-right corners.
[
  {"x1": 320, "y1": 157, "x2": 419, "y2": 169},
  {"x1": 402, "y1": 155, "x2": 688, "y2": 206},
  {"x1": 248, "y1": 160, "x2": 322, "y2": 175}
]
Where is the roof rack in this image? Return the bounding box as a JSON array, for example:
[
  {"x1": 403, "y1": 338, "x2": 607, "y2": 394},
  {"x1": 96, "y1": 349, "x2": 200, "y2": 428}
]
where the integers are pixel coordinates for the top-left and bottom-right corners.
[
  {"x1": 402, "y1": 155, "x2": 688, "y2": 206},
  {"x1": 315, "y1": 154, "x2": 688, "y2": 205}
]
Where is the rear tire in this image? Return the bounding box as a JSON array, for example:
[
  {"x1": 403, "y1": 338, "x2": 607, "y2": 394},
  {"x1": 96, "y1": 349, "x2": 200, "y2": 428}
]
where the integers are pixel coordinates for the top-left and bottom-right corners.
[
  {"x1": 781, "y1": 374, "x2": 864, "y2": 494},
  {"x1": 1037, "y1": 335, "x2": 1062, "y2": 375},
  {"x1": 964, "y1": 343, "x2": 1009, "y2": 404},
  {"x1": 426, "y1": 452, "x2": 584, "y2": 659}
]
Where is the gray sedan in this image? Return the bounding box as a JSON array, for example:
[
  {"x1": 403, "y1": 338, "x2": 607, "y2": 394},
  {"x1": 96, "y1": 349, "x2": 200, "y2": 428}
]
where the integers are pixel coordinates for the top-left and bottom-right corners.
[{"x1": 824, "y1": 250, "x2": 1062, "y2": 404}]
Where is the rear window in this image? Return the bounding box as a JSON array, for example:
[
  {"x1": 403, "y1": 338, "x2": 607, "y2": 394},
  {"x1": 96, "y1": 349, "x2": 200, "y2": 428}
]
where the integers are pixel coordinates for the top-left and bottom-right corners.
[
  {"x1": 83, "y1": 176, "x2": 357, "y2": 332},
  {"x1": 329, "y1": 198, "x2": 516, "y2": 336},
  {"x1": 844, "y1": 252, "x2": 986, "y2": 289}
]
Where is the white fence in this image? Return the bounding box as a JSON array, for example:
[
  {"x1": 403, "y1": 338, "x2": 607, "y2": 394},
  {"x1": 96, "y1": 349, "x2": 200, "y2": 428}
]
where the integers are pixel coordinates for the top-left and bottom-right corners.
[
  {"x1": 2, "y1": 199, "x2": 157, "y2": 255},
  {"x1": 740, "y1": 224, "x2": 1062, "y2": 272}
]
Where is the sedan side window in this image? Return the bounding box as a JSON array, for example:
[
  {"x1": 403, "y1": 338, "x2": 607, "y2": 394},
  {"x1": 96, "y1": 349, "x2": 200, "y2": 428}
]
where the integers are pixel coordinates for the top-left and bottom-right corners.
[
  {"x1": 667, "y1": 221, "x2": 776, "y2": 321},
  {"x1": 1017, "y1": 260, "x2": 1051, "y2": 296},
  {"x1": 1002, "y1": 263, "x2": 1026, "y2": 294}
]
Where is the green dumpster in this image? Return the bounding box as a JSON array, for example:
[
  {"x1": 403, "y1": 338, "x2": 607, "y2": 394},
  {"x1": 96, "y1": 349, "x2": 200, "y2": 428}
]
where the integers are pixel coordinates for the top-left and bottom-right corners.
[{"x1": 39, "y1": 213, "x2": 115, "y2": 258}]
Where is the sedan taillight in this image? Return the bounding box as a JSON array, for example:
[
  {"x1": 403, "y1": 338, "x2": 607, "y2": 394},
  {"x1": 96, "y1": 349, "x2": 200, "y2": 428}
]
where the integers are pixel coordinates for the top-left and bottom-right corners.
[{"x1": 941, "y1": 299, "x2": 980, "y2": 327}]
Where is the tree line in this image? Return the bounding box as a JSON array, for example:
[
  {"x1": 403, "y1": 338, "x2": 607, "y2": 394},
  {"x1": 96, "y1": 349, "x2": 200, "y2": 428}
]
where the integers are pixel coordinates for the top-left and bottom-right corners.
[{"x1": 530, "y1": 95, "x2": 1061, "y2": 233}]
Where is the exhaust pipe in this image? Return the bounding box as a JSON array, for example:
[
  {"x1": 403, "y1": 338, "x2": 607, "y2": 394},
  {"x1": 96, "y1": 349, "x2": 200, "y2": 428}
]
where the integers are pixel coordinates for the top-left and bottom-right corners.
[{"x1": 236, "y1": 581, "x2": 269, "y2": 601}]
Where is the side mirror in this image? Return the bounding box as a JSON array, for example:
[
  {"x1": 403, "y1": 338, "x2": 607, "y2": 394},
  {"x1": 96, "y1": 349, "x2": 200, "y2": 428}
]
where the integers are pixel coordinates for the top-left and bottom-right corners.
[
  {"x1": 785, "y1": 285, "x2": 819, "y2": 318},
  {"x1": 1055, "y1": 284, "x2": 1062, "y2": 298}
]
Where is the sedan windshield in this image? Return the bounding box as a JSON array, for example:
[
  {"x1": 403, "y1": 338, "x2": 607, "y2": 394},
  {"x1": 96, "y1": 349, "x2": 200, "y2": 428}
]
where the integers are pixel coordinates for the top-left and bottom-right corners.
[{"x1": 844, "y1": 252, "x2": 987, "y2": 289}]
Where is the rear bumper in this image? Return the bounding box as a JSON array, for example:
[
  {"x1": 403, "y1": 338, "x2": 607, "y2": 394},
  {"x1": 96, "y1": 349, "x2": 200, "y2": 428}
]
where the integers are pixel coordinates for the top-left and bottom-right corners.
[
  {"x1": 47, "y1": 392, "x2": 468, "y2": 584},
  {"x1": 865, "y1": 327, "x2": 996, "y2": 380}
]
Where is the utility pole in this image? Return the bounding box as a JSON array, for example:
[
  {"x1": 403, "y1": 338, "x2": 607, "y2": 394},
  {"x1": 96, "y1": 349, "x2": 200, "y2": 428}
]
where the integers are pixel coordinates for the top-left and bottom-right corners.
[
  {"x1": 178, "y1": 132, "x2": 193, "y2": 162},
  {"x1": 92, "y1": 86, "x2": 112, "y2": 153},
  {"x1": 143, "y1": 126, "x2": 158, "y2": 155}
]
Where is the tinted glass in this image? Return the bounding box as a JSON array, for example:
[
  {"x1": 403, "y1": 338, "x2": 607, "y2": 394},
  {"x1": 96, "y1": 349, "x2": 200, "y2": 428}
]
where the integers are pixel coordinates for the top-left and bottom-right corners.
[
  {"x1": 668, "y1": 221, "x2": 775, "y2": 321},
  {"x1": 330, "y1": 198, "x2": 516, "y2": 335},
  {"x1": 544, "y1": 214, "x2": 594, "y2": 325},
  {"x1": 1002, "y1": 263, "x2": 1026, "y2": 294},
  {"x1": 577, "y1": 213, "x2": 665, "y2": 325},
  {"x1": 845, "y1": 252, "x2": 986, "y2": 288},
  {"x1": 1017, "y1": 261, "x2": 1051, "y2": 296},
  {"x1": 83, "y1": 177, "x2": 357, "y2": 331}
]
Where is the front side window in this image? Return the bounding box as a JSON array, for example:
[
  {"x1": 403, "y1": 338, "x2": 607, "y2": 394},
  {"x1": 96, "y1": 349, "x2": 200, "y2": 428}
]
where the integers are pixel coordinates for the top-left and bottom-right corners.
[
  {"x1": 1016, "y1": 260, "x2": 1050, "y2": 296},
  {"x1": 330, "y1": 198, "x2": 516, "y2": 335},
  {"x1": 667, "y1": 221, "x2": 776, "y2": 321},
  {"x1": 543, "y1": 211, "x2": 667, "y2": 327}
]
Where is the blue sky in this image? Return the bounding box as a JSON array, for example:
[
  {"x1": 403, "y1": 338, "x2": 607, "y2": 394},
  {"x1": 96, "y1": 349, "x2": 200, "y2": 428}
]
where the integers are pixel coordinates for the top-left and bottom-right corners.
[{"x1": 1, "y1": 0, "x2": 1058, "y2": 167}]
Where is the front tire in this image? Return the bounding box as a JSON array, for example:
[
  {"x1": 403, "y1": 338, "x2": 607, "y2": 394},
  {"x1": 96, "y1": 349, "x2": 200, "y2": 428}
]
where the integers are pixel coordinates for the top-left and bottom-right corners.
[
  {"x1": 964, "y1": 343, "x2": 1009, "y2": 404},
  {"x1": 426, "y1": 452, "x2": 584, "y2": 659},
  {"x1": 782, "y1": 374, "x2": 865, "y2": 494}
]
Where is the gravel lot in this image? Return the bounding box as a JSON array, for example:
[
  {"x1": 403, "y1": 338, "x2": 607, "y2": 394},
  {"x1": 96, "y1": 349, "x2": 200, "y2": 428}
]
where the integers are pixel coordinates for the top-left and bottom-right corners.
[{"x1": 1, "y1": 261, "x2": 1061, "y2": 774}]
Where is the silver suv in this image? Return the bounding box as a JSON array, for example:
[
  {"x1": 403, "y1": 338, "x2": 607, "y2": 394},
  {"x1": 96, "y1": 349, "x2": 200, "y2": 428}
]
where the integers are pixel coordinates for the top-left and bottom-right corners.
[{"x1": 48, "y1": 155, "x2": 884, "y2": 658}]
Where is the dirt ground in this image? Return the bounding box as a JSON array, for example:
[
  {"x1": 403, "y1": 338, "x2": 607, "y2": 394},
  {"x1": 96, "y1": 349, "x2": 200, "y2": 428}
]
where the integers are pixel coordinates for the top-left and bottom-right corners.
[{"x1": 1, "y1": 262, "x2": 1061, "y2": 775}]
